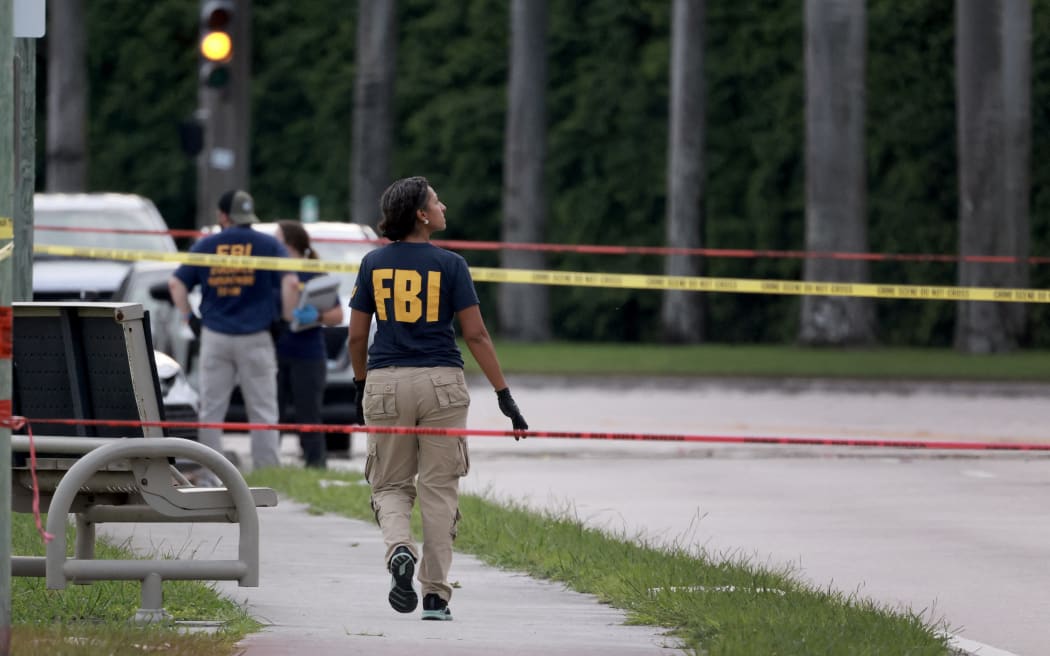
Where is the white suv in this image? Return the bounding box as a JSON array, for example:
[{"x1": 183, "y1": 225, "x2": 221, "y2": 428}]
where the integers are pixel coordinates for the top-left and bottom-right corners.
[
  {"x1": 31, "y1": 193, "x2": 196, "y2": 435},
  {"x1": 33, "y1": 193, "x2": 185, "y2": 362},
  {"x1": 32, "y1": 193, "x2": 178, "y2": 300}
]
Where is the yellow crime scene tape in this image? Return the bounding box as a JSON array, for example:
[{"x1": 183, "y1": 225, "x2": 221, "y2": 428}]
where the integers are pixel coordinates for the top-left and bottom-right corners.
[
  {"x1": 0, "y1": 218, "x2": 12, "y2": 262},
  {"x1": 34, "y1": 243, "x2": 355, "y2": 274},
  {"x1": 32, "y1": 243, "x2": 1050, "y2": 304}
]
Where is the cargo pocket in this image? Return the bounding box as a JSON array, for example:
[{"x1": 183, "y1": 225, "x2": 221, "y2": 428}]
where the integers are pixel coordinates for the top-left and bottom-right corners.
[
  {"x1": 450, "y1": 507, "x2": 462, "y2": 541},
  {"x1": 455, "y1": 438, "x2": 471, "y2": 477},
  {"x1": 431, "y1": 372, "x2": 470, "y2": 409},
  {"x1": 363, "y1": 439, "x2": 378, "y2": 485},
  {"x1": 363, "y1": 381, "x2": 398, "y2": 420},
  {"x1": 369, "y1": 495, "x2": 381, "y2": 527}
]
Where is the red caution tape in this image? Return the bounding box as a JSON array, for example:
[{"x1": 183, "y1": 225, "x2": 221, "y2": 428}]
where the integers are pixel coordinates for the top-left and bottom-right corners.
[
  {"x1": 3, "y1": 411, "x2": 53, "y2": 543},
  {"x1": 33, "y1": 224, "x2": 1050, "y2": 266},
  {"x1": 0, "y1": 400, "x2": 17, "y2": 426},
  {"x1": 23, "y1": 416, "x2": 1050, "y2": 452},
  {"x1": 0, "y1": 306, "x2": 11, "y2": 359},
  {"x1": 0, "y1": 403, "x2": 25, "y2": 431},
  {"x1": 25, "y1": 419, "x2": 55, "y2": 541},
  {"x1": 25, "y1": 420, "x2": 55, "y2": 543},
  {"x1": 35, "y1": 225, "x2": 202, "y2": 240}
]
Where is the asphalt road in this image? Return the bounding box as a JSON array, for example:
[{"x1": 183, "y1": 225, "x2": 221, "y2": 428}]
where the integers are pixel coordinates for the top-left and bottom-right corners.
[
  {"x1": 210, "y1": 376, "x2": 1048, "y2": 654},
  {"x1": 454, "y1": 376, "x2": 1050, "y2": 656}
]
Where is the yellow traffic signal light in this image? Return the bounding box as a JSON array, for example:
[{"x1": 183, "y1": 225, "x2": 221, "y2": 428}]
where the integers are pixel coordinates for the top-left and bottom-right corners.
[
  {"x1": 199, "y1": 1, "x2": 235, "y2": 89},
  {"x1": 201, "y1": 31, "x2": 232, "y2": 62}
]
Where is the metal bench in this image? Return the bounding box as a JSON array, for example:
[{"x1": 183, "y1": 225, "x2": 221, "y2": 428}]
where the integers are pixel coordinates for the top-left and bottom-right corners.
[{"x1": 8, "y1": 301, "x2": 278, "y2": 623}]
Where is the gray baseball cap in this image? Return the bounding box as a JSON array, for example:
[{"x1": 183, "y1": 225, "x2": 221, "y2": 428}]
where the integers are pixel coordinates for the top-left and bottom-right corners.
[{"x1": 229, "y1": 190, "x2": 259, "y2": 224}]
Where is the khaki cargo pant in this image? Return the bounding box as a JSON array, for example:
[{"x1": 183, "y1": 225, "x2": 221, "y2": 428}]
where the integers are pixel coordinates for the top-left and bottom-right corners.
[
  {"x1": 362, "y1": 366, "x2": 470, "y2": 603},
  {"x1": 197, "y1": 327, "x2": 281, "y2": 469}
]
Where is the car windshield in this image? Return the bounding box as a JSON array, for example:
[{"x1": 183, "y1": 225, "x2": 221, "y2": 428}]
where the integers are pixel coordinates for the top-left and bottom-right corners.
[{"x1": 34, "y1": 209, "x2": 175, "y2": 253}]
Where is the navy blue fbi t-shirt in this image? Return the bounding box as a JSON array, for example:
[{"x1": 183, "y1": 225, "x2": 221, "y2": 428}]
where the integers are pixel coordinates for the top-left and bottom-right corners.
[
  {"x1": 174, "y1": 225, "x2": 289, "y2": 335},
  {"x1": 276, "y1": 271, "x2": 330, "y2": 360},
  {"x1": 349, "y1": 242, "x2": 479, "y2": 370}
]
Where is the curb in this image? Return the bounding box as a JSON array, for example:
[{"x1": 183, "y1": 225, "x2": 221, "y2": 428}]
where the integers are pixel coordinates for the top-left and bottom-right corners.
[{"x1": 496, "y1": 373, "x2": 1050, "y2": 399}]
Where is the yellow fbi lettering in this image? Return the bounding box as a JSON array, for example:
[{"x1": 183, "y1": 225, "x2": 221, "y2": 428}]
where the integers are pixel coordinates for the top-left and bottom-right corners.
[
  {"x1": 373, "y1": 268, "x2": 441, "y2": 322},
  {"x1": 208, "y1": 243, "x2": 256, "y2": 295}
]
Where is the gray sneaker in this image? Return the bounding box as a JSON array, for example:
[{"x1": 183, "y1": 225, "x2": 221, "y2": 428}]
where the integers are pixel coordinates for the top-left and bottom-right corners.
[
  {"x1": 421, "y1": 593, "x2": 452, "y2": 621},
  {"x1": 387, "y1": 546, "x2": 417, "y2": 613}
]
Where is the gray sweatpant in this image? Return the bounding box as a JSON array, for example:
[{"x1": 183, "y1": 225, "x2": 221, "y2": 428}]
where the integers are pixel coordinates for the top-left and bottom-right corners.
[
  {"x1": 362, "y1": 366, "x2": 471, "y2": 603},
  {"x1": 197, "y1": 327, "x2": 281, "y2": 469}
]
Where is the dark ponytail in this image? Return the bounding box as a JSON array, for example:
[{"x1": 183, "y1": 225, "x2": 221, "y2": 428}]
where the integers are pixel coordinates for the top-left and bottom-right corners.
[
  {"x1": 276, "y1": 220, "x2": 318, "y2": 259},
  {"x1": 378, "y1": 176, "x2": 429, "y2": 241}
]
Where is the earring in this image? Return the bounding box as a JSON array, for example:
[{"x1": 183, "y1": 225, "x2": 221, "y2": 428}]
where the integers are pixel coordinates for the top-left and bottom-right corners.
[{"x1": 422, "y1": 218, "x2": 429, "y2": 225}]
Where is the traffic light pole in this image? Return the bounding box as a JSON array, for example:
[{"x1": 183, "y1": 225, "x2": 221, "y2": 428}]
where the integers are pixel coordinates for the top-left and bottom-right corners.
[{"x1": 196, "y1": 0, "x2": 252, "y2": 228}]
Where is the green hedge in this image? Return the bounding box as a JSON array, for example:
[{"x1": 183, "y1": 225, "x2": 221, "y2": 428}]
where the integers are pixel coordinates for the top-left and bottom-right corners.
[{"x1": 55, "y1": 0, "x2": 1050, "y2": 345}]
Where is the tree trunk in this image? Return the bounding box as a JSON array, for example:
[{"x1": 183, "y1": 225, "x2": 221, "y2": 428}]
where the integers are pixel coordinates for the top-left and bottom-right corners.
[
  {"x1": 47, "y1": 0, "x2": 87, "y2": 191},
  {"x1": 660, "y1": 0, "x2": 705, "y2": 344},
  {"x1": 499, "y1": 0, "x2": 550, "y2": 341},
  {"x1": 954, "y1": 0, "x2": 1030, "y2": 353},
  {"x1": 351, "y1": 0, "x2": 397, "y2": 228},
  {"x1": 799, "y1": 0, "x2": 873, "y2": 346}
]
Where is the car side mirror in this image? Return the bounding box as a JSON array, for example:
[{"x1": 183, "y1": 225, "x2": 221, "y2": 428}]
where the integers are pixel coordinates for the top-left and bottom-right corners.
[{"x1": 150, "y1": 281, "x2": 173, "y2": 303}]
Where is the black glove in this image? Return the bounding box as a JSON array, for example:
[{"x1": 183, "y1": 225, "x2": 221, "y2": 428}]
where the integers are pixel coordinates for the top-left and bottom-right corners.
[
  {"x1": 187, "y1": 314, "x2": 202, "y2": 339},
  {"x1": 353, "y1": 379, "x2": 367, "y2": 426},
  {"x1": 496, "y1": 387, "x2": 528, "y2": 439}
]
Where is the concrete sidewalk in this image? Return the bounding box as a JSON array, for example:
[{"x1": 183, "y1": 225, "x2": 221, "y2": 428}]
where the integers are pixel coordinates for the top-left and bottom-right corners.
[{"x1": 100, "y1": 495, "x2": 678, "y2": 655}]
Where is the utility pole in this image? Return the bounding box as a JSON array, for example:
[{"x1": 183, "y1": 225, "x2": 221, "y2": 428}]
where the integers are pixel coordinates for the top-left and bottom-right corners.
[
  {"x1": 14, "y1": 37, "x2": 34, "y2": 301},
  {"x1": 2, "y1": 0, "x2": 17, "y2": 651},
  {"x1": 4, "y1": 4, "x2": 42, "y2": 649},
  {"x1": 195, "y1": 0, "x2": 251, "y2": 227}
]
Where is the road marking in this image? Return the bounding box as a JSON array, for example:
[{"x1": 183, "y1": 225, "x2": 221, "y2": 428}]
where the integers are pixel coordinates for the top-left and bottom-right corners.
[
  {"x1": 961, "y1": 469, "x2": 996, "y2": 479},
  {"x1": 946, "y1": 634, "x2": 1022, "y2": 656}
]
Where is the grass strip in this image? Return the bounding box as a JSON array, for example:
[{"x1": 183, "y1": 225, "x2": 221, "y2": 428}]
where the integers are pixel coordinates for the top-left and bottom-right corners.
[
  {"x1": 462, "y1": 340, "x2": 1050, "y2": 381},
  {"x1": 10, "y1": 512, "x2": 259, "y2": 656},
  {"x1": 247, "y1": 466, "x2": 953, "y2": 656}
]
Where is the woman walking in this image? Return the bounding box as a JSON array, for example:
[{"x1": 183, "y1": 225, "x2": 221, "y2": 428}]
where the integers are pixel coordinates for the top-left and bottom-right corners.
[{"x1": 348, "y1": 176, "x2": 528, "y2": 621}]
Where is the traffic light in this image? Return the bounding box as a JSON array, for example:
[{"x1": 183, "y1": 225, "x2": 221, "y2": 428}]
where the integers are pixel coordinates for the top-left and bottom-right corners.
[{"x1": 199, "y1": 0, "x2": 235, "y2": 89}]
